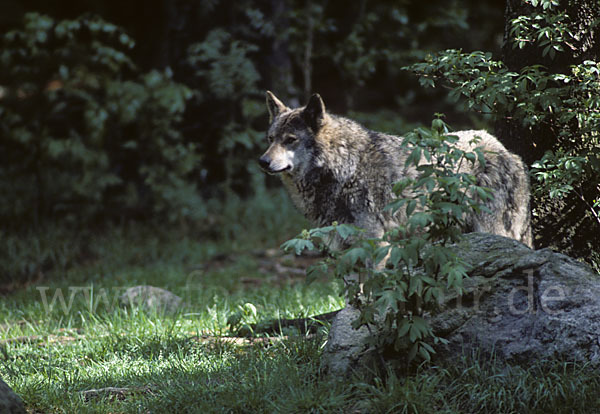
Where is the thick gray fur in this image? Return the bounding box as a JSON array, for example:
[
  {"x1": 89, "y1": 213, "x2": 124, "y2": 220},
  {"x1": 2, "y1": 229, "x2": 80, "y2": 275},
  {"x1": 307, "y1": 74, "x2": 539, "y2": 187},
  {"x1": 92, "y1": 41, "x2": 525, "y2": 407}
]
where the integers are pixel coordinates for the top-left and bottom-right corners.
[{"x1": 259, "y1": 91, "x2": 532, "y2": 247}]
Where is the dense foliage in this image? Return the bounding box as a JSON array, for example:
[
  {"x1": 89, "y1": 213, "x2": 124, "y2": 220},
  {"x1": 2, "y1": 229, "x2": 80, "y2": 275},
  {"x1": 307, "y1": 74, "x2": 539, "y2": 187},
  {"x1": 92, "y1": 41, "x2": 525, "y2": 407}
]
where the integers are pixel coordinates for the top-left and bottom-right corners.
[
  {"x1": 0, "y1": 13, "x2": 200, "y2": 225},
  {"x1": 407, "y1": 0, "x2": 600, "y2": 266},
  {"x1": 409, "y1": 49, "x2": 599, "y2": 220}
]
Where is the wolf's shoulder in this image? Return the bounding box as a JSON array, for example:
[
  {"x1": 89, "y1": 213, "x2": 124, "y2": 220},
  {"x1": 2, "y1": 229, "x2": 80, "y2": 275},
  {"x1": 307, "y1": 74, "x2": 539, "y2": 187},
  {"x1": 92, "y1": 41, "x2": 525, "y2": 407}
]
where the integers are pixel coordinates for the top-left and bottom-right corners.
[
  {"x1": 452, "y1": 129, "x2": 509, "y2": 152},
  {"x1": 328, "y1": 114, "x2": 403, "y2": 143}
]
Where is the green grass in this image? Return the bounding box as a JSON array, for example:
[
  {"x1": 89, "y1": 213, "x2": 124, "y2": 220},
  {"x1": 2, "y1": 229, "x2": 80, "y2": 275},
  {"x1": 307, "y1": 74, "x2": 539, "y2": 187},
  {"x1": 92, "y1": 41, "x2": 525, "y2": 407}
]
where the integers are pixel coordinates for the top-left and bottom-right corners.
[{"x1": 1, "y1": 192, "x2": 600, "y2": 413}]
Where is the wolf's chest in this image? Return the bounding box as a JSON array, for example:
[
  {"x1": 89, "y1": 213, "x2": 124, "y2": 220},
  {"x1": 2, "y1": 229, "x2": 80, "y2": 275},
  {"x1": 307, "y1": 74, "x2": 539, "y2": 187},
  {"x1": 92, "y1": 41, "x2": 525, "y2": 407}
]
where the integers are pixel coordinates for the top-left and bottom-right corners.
[{"x1": 281, "y1": 169, "x2": 383, "y2": 226}]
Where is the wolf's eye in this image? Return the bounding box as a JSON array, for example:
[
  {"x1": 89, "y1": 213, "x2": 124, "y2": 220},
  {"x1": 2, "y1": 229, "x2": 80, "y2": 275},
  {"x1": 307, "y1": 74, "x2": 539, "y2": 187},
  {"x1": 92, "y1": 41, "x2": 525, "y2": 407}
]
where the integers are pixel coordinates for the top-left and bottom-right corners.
[
  {"x1": 267, "y1": 135, "x2": 274, "y2": 143},
  {"x1": 284, "y1": 135, "x2": 298, "y2": 145}
]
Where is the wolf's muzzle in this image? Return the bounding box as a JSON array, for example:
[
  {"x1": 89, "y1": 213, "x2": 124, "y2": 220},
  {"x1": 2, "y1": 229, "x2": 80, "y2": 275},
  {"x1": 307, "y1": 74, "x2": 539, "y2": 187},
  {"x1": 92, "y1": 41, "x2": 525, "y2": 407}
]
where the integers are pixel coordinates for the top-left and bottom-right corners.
[{"x1": 258, "y1": 155, "x2": 290, "y2": 174}]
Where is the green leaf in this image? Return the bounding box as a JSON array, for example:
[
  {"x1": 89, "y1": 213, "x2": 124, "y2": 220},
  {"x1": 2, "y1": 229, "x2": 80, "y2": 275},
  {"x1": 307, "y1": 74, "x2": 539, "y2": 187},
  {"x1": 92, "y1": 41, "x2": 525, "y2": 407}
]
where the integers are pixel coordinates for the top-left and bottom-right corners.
[
  {"x1": 336, "y1": 224, "x2": 360, "y2": 240},
  {"x1": 397, "y1": 319, "x2": 411, "y2": 338},
  {"x1": 408, "y1": 275, "x2": 423, "y2": 297},
  {"x1": 375, "y1": 290, "x2": 399, "y2": 314},
  {"x1": 280, "y1": 238, "x2": 315, "y2": 255},
  {"x1": 406, "y1": 199, "x2": 417, "y2": 217},
  {"x1": 384, "y1": 198, "x2": 406, "y2": 213},
  {"x1": 406, "y1": 147, "x2": 422, "y2": 167},
  {"x1": 341, "y1": 247, "x2": 369, "y2": 267},
  {"x1": 392, "y1": 178, "x2": 412, "y2": 195},
  {"x1": 389, "y1": 246, "x2": 402, "y2": 267},
  {"x1": 418, "y1": 342, "x2": 433, "y2": 361},
  {"x1": 409, "y1": 212, "x2": 432, "y2": 228}
]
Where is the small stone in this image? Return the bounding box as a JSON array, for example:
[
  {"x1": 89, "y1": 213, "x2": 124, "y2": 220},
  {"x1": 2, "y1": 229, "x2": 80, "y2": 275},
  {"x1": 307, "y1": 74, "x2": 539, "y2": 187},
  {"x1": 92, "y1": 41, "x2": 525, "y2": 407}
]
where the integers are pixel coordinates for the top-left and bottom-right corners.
[{"x1": 119, "y1": 285, "x2": 182, "y2": 314}]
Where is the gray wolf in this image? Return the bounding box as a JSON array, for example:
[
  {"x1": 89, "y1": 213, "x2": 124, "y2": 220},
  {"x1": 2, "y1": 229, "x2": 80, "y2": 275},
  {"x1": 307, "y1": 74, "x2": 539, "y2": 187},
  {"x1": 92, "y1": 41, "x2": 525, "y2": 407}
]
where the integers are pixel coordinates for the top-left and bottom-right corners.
[{"x1": 259, "y1": 91, "x2": 532, "y2": 248}]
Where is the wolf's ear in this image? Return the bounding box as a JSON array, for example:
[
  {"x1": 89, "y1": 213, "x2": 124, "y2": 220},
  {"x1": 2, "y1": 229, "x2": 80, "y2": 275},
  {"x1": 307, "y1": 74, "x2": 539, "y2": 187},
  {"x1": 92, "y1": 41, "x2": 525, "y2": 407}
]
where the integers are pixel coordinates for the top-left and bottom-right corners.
[
  {"x1": 302, "y1": 93, "x2": 326, "y2": 133},
  {"x1": 266, "y1": 91, "x2": 288, "y2": 123}
]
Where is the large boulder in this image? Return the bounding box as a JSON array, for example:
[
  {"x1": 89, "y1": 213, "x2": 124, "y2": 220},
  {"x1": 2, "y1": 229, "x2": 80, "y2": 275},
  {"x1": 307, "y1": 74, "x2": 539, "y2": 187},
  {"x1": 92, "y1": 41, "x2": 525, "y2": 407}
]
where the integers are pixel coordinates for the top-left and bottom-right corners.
[
  {"x1": 322, "y1": 233, "x2": 600, "y2": 376},
  {"x1": 0, "y1": 377, "x2": 25, "y2": 414}
]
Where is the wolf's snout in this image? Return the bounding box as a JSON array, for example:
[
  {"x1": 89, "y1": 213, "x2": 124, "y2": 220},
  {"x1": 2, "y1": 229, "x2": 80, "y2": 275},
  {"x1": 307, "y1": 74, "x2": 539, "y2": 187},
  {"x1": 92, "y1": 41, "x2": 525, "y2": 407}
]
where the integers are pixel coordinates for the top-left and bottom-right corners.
[
  {"x1": 259, "y1": 153, "x2": 291, "y2": 174},
  {"x1": 258, "y1": 155, "x2": 271, "y2": 171}
]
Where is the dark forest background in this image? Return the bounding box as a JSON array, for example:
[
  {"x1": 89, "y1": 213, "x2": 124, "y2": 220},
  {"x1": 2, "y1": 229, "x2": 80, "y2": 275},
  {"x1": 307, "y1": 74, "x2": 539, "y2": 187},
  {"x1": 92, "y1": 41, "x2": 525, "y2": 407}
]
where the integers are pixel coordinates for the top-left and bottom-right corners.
[
  {"x1": 1, "y1": 0, "x2": 599, "y2": 285},
  {"x1": 0, "y1": 0, "x2": 504, "y2": 223}
]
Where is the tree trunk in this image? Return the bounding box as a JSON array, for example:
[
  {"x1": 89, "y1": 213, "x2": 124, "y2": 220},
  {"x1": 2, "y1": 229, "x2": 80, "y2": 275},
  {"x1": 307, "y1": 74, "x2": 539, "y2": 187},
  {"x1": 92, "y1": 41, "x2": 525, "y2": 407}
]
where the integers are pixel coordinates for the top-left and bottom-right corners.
[{"x1": 265, "y1": 0, "x2": 299, "y2": 106}]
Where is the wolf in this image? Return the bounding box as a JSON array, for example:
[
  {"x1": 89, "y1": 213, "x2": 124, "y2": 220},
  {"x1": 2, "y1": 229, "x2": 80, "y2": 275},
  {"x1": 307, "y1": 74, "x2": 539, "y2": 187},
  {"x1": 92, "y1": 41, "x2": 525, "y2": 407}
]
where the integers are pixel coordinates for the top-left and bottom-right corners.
[{"x1": 259, "y1": 91, "x2": 532, "y2": 248}]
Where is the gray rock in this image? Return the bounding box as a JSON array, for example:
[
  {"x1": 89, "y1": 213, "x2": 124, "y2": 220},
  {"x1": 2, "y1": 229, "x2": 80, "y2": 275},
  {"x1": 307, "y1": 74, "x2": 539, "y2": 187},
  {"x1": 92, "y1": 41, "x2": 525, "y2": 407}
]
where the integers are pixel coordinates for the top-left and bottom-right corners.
[
  {"x1": 321, "y1": 306, "x2": 376, "y2": 377},
  {"x1": 322, "y1": 233, "x2": 600, "y2": 376},
  {"x1": 119, "y1": 285, "x2": 182, "y2": 314},
  {"x1": 0, "y1": 377, "x2": 25, "y2": 414},
  {"x1": 434, "y1": 232, "x2": 600, "y2": 364}
]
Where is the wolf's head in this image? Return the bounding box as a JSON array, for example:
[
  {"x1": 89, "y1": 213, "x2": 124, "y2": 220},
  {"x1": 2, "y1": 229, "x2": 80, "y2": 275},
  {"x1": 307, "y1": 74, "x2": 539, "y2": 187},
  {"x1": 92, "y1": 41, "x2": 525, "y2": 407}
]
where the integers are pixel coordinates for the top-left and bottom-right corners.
[{"x1": 258, "y1": 91, "x2": 327, "y2": 176}]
